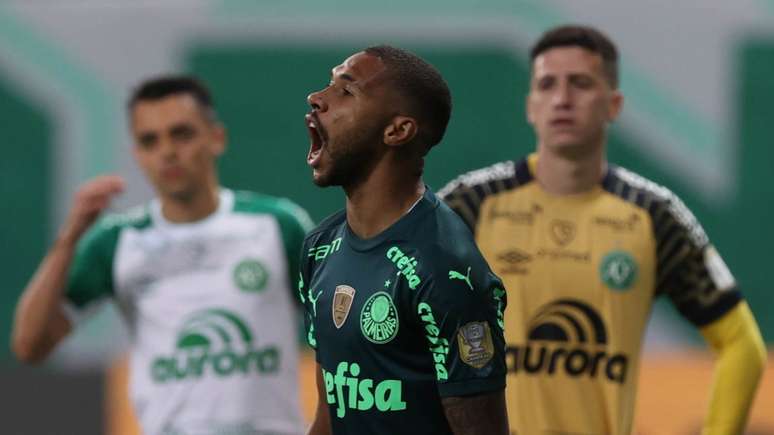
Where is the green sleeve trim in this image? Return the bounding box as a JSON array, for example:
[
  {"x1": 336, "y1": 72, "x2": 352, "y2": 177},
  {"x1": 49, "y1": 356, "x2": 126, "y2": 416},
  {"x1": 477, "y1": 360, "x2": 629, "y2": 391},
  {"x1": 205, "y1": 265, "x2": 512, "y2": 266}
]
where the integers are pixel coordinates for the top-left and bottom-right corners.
[
  {"x1": 65, "y1": 206, "x2": 150, "y2": 308},
  {"x1": 233, "y1": 191, "x2": 314, "y2": 288},
  {"x1": 65, "y1": 219, "x2": 119, "y2": 307}
]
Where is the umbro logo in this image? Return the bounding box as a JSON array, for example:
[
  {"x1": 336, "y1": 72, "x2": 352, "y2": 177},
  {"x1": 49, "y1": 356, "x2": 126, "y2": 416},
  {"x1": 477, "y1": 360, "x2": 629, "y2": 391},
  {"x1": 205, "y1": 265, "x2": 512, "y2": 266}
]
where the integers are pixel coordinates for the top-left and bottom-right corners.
[
  {"x1": 496, "y1": 249, "x2": 532, "y2": 275},
  {"x1": 498, "y1": 249, "x2": 532, "y2": 264}
]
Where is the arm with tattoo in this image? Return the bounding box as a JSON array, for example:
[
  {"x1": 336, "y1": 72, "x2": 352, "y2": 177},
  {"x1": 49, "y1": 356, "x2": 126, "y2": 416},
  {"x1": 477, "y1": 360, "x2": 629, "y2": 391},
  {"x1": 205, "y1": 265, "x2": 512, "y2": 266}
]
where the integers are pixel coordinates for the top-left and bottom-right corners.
[{"x1": 442, "y1": 390, "x2": 509, "y2": 435}]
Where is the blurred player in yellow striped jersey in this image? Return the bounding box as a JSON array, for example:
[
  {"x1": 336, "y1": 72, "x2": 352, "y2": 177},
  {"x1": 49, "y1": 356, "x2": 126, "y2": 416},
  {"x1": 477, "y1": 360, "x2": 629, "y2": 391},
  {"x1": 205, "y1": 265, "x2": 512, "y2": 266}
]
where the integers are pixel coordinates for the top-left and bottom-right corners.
[{"x1": 440, "y1": 25, "x2": 766, "y2": 435}]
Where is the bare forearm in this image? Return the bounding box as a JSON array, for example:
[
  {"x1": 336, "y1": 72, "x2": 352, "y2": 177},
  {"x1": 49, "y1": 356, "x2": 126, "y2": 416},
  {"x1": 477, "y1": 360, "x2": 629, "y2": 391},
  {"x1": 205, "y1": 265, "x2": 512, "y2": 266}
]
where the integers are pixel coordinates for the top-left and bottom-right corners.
[
  {"x1": 12, "y1": 175, "x2": 125, "y2": 363},
  {"x1": 306, "y1": 415, "x2": 331, "y2": 435},
  {"x1": 12, "y1": 234, "x2": 75, "y2": 363},
  {"x1": 442, "y1": 390, "x2": 509, "y2": 435},
  {"x1": 305, "y1": 399, "x2": 332, "y2": 435},
  {"x1": 306, "y1": 362, "x2": 332, "y2": 435}
]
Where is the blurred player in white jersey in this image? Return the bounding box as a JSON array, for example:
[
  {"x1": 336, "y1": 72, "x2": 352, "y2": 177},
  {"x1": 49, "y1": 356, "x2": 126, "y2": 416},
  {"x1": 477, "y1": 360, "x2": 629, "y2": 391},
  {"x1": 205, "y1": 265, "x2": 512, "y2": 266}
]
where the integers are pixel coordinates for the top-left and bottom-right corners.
[{"x1": 12, "y1": 76, "x2": 312, "y2": 435}]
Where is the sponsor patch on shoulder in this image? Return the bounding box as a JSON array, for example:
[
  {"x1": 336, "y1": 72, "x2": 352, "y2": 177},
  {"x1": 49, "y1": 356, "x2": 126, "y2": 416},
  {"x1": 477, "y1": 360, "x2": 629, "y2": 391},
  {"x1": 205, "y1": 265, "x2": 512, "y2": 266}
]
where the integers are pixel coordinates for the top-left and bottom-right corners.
[{"x1": 457, "y1": 321, "x2": 494, "y2": 368}]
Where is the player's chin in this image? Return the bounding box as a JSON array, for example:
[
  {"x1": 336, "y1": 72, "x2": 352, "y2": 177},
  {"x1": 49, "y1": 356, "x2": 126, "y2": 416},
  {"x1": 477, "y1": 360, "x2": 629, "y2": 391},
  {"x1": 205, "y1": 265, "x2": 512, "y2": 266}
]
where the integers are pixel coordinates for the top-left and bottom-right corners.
[
  {"x1": 311, "y1": 166, "x2": 345, "y2": 188},
  {"x1": 311, "y1": 168, "x2": 332, "y2": 187},
  {"x1": 546, "y1": 136, "x2": 589, "y2": 152},
  {"x1": 546, "y1": 131, "x2": 578, "y2": 145},
  {"x1": 160, "y1": 183, "x2": 196, "y2": 201}
]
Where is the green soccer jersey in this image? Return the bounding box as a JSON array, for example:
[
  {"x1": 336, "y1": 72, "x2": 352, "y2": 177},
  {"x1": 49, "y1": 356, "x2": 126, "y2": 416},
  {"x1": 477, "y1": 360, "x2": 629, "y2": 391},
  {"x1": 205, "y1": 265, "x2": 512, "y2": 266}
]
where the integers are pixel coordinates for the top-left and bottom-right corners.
[{"x1": 299, "y1": 188, "x2": 507, "y2": 434}]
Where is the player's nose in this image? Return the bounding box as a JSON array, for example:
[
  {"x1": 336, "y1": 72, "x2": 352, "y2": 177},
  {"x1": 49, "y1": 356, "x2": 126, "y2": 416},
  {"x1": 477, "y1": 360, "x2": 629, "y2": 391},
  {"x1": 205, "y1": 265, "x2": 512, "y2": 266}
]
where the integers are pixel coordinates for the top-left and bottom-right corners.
[
  {"x1": 307, "y1": 90, "x2": 327, "y2": 112},
  {"x1": 552, "y1": 81, "x2": 573, "y2": 109}
]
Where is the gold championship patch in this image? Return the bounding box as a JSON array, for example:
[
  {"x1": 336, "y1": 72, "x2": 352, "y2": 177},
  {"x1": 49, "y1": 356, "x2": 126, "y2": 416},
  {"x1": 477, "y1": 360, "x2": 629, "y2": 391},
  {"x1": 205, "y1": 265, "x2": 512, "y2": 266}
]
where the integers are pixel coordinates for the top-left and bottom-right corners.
[
  {"x1": 333, "y1": 285, "x2": 356, "y2": 329},
  {"x1": 457, "y1": 321, "x2": 494, "y2": 368}
]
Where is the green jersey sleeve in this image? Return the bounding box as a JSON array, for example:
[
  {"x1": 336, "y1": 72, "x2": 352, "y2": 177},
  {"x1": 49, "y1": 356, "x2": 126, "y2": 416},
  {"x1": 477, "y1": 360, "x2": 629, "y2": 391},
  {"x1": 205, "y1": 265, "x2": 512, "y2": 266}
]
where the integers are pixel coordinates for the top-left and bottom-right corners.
[
  {"x1": 65, "y1": 217, "x2": 121, "y2": 311},
  {"x1": 234, "y1": 192, "x2": 314, "y2": 289},
  {"x1": 413, "y1": 249, "x2": 507, "y2": 397}
]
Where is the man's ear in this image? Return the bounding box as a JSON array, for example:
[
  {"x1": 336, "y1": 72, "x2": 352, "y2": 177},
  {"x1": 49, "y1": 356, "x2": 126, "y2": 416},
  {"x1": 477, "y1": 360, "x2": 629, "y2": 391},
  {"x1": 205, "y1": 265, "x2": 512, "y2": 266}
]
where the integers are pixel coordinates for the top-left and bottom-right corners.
[
  {"x1": 384, "y1": 116, "x2": 418, "y2": 147},
  {"x1": 607, "y1": 90, "x2": 624, "y2": 122},
  {"x1": 209, "y1": 123, "x2": 227, "y2": 156},
  {"x1": 526, "y1": 92, "x2": 536, "y2": 125}
]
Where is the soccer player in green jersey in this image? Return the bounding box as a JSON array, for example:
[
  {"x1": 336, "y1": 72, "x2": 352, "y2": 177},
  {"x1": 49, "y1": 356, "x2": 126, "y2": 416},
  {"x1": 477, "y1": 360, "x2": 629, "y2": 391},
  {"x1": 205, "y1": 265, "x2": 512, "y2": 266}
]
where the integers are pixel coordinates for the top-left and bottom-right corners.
[
  {"x1": 12, "y1": 76, "x2": 312, "y2": 434},
  {"x1": 300, "y1": 46, "x2": 510, "y2": 435}
]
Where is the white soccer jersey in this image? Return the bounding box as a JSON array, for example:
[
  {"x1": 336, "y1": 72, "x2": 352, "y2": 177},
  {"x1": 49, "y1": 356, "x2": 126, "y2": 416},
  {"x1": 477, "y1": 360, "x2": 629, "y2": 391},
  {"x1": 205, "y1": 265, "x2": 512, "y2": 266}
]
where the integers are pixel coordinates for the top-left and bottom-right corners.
[{"x1": 65, "y1": 188, "x2": 313, "y2": 435}]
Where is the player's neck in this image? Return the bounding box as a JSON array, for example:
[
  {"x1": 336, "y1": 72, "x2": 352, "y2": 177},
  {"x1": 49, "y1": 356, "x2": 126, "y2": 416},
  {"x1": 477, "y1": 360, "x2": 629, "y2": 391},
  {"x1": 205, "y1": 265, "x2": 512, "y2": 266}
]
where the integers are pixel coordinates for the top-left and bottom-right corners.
[
  {"x1": 535, "y1": 142, "x2": 606, "y2": 195},
  {"x1": 159, "y1": 183, "x2": 220, "y2": 223},
  {"x1": 344, "y1": 167, "x2": 425, "y2": 240}
]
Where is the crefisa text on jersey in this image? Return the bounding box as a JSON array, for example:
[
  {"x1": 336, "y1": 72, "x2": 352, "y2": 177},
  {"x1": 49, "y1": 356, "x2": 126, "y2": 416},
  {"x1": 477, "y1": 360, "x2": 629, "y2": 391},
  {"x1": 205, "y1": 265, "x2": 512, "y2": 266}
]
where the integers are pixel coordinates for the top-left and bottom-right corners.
[
  {"x1": 386, "y1": 246, "x2": 422, "y2": 289},
  {"x1": 322, "y1": 361, "x2": 406, "y2": 418},
  {"x1": 418, "y1": 302, "x2": 450, "y2": 381}
]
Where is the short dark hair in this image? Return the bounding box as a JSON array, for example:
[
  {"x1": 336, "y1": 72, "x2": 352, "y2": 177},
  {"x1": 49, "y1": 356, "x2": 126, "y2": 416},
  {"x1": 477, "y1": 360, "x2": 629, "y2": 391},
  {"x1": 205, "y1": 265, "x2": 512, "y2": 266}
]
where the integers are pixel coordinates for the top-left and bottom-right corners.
[
  {"x1": 364, "y1": 45, "x2": 452, "y2": 151},
  {"x1": 530, "y1": 25, "x2": 619, "y2": 88},
  {"x1": 128, "y1": 75, "x2": 218, "y2": 121}
]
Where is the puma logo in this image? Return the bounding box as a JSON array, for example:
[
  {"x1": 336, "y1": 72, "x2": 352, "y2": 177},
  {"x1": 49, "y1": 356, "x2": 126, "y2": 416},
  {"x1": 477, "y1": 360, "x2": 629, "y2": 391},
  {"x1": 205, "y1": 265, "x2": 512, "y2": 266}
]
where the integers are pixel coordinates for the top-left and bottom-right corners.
[{"x1": 448, "y1": 267, "x2": 473, "y2": 290}]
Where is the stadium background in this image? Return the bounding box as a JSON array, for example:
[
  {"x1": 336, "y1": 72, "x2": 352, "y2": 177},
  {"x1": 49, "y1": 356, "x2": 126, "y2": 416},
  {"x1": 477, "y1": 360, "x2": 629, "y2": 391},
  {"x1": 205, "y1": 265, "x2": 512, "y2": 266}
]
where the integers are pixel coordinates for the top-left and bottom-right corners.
[{"x1": 0, "y1": 1, "x2": 772, "y2": 433}]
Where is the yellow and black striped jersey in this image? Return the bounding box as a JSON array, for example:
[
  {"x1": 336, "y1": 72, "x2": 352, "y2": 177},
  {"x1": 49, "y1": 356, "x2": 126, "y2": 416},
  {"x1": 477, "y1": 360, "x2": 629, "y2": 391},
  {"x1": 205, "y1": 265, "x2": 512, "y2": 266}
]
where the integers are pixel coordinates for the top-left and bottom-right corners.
[{"x1": 439, "y1": 154, "x2": 742, "y2": 435}]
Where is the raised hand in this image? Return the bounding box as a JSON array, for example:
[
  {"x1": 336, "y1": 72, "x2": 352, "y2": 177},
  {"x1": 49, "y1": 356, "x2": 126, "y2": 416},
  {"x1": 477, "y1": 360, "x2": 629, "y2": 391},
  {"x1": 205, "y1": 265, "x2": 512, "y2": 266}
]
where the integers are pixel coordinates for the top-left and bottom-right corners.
[{"x1": 59, "y1": 175, "x2": 125, "y2": 243}]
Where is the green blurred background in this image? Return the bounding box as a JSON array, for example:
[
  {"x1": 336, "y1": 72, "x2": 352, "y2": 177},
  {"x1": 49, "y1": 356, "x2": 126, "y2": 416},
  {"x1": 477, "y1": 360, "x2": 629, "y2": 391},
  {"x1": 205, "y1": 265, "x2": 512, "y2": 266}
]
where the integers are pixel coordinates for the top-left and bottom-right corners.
[{"x1": 4, "y1": 38, "x2": 773, "y2": 361}]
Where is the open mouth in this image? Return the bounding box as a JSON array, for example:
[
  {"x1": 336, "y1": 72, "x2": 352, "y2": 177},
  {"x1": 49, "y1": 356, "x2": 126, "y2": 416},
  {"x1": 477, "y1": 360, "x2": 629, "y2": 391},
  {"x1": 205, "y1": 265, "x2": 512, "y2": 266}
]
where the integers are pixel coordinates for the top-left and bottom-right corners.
[{"x1": 305, "y1": 113, "x2": 326, "y2": 167}]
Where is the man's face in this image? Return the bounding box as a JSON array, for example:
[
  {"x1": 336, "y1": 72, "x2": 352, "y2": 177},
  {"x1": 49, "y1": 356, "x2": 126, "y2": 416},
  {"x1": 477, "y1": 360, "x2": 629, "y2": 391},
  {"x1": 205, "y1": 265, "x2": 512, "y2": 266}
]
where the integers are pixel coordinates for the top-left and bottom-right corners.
[
  {"x1": 305, "y1": 51, "x2": 393, "y2": 187},
  {"x1": 131, "y1": 94, "x2": 224, "y2": 200},
  {"x1": 527, "y1": 46, "x2": 622, "y2": 153}
]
